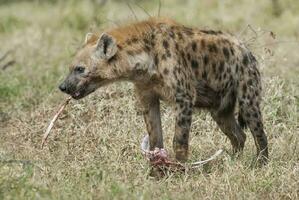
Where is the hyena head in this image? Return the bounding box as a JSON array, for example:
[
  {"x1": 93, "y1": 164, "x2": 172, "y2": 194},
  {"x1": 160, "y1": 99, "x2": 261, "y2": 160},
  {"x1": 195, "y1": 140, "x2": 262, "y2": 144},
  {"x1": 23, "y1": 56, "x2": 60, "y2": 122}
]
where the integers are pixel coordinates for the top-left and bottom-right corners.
[{"x1": 59, "y1": 32, "x2": 123, "y2": 99}]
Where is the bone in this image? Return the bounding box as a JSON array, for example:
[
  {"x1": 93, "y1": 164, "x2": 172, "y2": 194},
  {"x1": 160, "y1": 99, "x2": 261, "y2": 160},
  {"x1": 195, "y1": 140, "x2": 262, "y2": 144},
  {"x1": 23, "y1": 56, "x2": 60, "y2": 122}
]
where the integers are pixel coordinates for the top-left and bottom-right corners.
[
  {"x1": 141, "y1": 135, "x2": 223, "y2": 169},
  {"x1": 141, "y1": 134, "x2": 150, "y2": 152},
  {"x1": 41, "y1": 96, "x2": 72, "y2": 149},
  {"x1": 190, "y1": 149, "x2": 224, "y2": 168}
]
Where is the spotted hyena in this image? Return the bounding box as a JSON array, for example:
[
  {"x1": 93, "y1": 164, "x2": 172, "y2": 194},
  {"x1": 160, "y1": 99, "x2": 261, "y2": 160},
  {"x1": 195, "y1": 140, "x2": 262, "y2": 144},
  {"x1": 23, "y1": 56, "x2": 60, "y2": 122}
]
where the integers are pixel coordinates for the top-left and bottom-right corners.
[{"x1": 59, "y1": 18, "x2": 268, "y2": 164}]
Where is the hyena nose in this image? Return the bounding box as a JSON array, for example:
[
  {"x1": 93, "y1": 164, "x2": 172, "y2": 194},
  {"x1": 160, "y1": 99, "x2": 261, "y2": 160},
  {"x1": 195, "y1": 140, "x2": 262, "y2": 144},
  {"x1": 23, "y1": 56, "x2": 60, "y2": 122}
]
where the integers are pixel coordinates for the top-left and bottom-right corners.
[{"x1": 59, "y1": 83, "x2": 67, "y2": 92}]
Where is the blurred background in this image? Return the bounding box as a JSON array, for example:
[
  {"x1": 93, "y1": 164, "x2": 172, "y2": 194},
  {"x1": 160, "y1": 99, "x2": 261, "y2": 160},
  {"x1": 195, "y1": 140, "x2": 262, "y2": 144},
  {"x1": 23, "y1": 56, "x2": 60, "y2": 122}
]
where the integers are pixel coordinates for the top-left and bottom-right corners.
[{"x1": 0, "y1": 0, "x2": 298, "y2": 199}]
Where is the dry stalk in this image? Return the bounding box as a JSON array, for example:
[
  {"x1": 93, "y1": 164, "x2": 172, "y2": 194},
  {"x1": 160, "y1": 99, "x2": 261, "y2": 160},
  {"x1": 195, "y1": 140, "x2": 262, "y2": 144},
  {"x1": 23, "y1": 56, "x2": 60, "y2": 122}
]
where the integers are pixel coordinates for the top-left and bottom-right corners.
[
  {"x1": 41, "y1": 96, "x2": 72, "y2": 149},
  {"x1": 1, "y1": 60, "x2": 16, "y2": 70},
  {"x1": 0, "y1": 50, "x2": 12, "y2": 62},
  {"x1": 0, "y1": 50, "x2": 15, "y2": 70}
]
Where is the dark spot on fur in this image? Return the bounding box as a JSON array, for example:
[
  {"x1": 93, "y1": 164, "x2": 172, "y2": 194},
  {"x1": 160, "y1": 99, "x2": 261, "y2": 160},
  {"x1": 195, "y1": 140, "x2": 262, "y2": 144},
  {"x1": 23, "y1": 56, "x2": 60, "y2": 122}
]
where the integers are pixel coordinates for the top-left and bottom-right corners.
[
  {"x1": 163, "y1": 68, "x2": 169, "y2": 75},
  {"x1": 236, "y1": 64, "x2": 239, "y2": 73},
  {"x1": 187, "y1": 53, "x2": 191, "y2": 61},
  {"x1": 219, "y1": 61, "x2": 224, "y2": 73},
  {"x1": 191, "y1": 60, "x2": 199, "y2": 69},
  {"x1": 126, "y1": 50, "x2": 134, "y2": 55},
  {"x1": 202, "y1": 71, "x2": 207, "y2": 80},
  {"x1": 201, "y1": 40, "x2": 206, "y2": 48},
  {"x1": 227, "y1": 67, "x2": 231, "y2": 73},
  {"x1": 223, "y1": 47, "x2": 230, "y2": 59},
  {"x1": 151, "y1": 34, "x2": 155, "y2": 40},
  {"x1": 173, "y1": 70, "x2": 178, "y2": 79},
  {"x1": 163, "y1": 40, "x2": 169, "y2": 49},
  {"x1": 117, "y1": 45, "x2": 123, "y2": 50},
  {"x1": 243, "y1": 54, "x2": 249, "y2": 65},
  {"x1": 246, "y1": 112, "x2": 251, "y2": 118},
  {"x1": 181, "y1": 51, "x2": 185, "y2": 58},
  {"x1": 212, "y1": 63, "x2": 216, "y2": 73},
  {"x1": 192, "y1": 42, "x2": 197, "y2": 52},
  {"x1": 162, "y1": 54, "x2": 167, "y2": 60},
  {"x1": 223, "y1": 73, "x2": 227, "y2": 79},
  {"x1": 255, "y1": 90, "x2": 259, "y2": 96},
  {"x1": 177, "y1": 117, "x2": 188, "y2": 128},
  {"x1": 242, "y1": 84, "x2": 247, "y2": 93},
  {"x1": 218, "y1": 74, "x2": 222, "y2": 81},
  {"x1": 177, "y1": 32, "x2": 183, "y2": 40},
  {"x1": 126, "y1": 40, "x2": 132, "y2": 45},
  {"x1": 166, "y1": 50, "x2": 171, "y2": 58},
  {"x1": 208, "y1": 43, "x2": 218, "y2": 53},
  {"x1": 248, "y1": 79, "x2": 253, "y2": 86},
  {"x1": 182, "y1": 56, "x2": 188, "y2": 67},
  {"x1": 169, "y1": 31, "x2": 175, "y2": 38},
  {"x1": 201, "y1": 30, "x2": 222, "y2": 35},
  {"x1": 143, "y1": 38, "x2": 149, "y2": 44},
  {"x1": 145, "y1": 44, "x2": 151, "y2": 52},
  {"x1": 203, "y1": 55, "x2": 209, "y2": 65},
  {"x1": 154, "y1": 54, "x2": 159, "y2": 66},
  {"x1": 230, "y1": 48, "x2": 235, "y2": 56},
  {"x1": 131, "y1": 37, "x2": 138, "y2": 43},
  {"x1": 248, "y1": 52, "x2": 257, "y2": 62},
  {"x1": 177, "y1": 79, "x2": 182, "y2": 86},
  {"x1": 183, "y1": 27, "x2": 194, "y2": 35},
  {"x1": 240, "y1": 66, "x2": 244, "y2": 74},
  {"x1": 108, "y1": 54, "x2": 118, "y2": 63}
]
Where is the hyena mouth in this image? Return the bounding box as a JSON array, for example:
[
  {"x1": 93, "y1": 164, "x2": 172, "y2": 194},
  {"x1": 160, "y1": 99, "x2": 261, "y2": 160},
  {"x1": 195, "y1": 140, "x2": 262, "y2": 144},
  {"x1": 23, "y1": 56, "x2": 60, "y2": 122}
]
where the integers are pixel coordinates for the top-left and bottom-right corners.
[
  {"x1": 71, "y1": 87, "x2": 95, "y2": 100},
  {"x1": 72, "y1": 91, "x2": 83, "y2": 99}
]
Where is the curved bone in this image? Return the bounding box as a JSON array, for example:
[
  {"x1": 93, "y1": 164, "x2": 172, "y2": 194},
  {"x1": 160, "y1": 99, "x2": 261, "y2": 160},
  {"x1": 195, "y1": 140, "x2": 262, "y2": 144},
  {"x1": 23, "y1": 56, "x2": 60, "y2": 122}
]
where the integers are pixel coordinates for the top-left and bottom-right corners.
[{"x1": 41, "y1": 96, "x2": 72, "y2": 149}]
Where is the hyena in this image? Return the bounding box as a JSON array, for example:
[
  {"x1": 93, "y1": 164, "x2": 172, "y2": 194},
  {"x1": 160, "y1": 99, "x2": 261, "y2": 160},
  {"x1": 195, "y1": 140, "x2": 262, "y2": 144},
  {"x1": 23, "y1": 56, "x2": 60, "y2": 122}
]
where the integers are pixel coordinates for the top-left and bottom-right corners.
[{"x1": 59, "y1": 18, "x2": 268, "y2": 164}]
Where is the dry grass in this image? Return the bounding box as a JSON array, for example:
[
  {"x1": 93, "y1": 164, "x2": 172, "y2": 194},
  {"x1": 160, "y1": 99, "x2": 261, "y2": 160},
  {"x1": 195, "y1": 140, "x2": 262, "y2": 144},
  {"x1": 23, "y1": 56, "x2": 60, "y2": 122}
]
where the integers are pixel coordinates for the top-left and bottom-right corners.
[{"x1": 0, "y1": 0, "x2": 298, "y2": 199}]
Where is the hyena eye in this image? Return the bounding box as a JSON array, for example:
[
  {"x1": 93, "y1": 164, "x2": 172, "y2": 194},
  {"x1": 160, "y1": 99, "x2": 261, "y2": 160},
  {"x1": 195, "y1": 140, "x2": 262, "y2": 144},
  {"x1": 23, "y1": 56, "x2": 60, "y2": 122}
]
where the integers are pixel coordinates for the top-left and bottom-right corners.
[{"x1": 74, "y1": 66, "x2": 85, "y2": 73}]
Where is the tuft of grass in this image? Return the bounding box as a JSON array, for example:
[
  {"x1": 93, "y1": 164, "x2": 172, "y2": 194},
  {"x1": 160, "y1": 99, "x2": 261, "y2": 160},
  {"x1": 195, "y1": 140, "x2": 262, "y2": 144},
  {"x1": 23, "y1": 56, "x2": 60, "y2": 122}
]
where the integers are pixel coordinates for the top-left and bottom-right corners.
[{"x1": 0, "y1": 15, "x2": 28, "y2": 33}]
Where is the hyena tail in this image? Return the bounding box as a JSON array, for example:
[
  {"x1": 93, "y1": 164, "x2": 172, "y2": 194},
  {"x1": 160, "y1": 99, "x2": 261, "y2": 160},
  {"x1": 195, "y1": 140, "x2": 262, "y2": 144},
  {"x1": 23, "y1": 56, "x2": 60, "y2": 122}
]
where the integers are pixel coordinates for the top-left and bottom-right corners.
[{"x1": 237, "y1": 51, "x2": 258, "y2": 130}]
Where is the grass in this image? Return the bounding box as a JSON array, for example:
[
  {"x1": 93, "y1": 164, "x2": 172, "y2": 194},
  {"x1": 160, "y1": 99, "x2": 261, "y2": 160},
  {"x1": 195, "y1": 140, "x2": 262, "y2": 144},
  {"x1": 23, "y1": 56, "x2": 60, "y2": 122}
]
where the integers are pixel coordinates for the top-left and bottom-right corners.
[{"x1": 0, "y1": 0, "x2": 298, "y2": 199}]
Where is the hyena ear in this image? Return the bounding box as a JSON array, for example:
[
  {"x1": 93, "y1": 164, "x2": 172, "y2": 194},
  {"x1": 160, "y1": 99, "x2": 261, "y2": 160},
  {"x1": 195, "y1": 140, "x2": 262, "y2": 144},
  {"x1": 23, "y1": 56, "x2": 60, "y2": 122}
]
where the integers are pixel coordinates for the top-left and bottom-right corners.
[
  {"x1": 94, "y1": 33, "x2": 118, "y2": 60},
  {"x1": 84, "y1": 32, "x2": 98, "y2": 44}
]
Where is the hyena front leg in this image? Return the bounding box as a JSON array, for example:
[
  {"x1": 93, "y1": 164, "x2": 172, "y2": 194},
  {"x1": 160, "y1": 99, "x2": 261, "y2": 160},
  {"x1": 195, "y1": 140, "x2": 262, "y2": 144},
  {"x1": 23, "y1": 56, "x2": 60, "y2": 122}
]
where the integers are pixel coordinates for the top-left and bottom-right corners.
[
  {"x1": 135, "y1": 88, "x2": 163, "y2": 149},
  {"x1": 173, "y1": 94, "x2": 193, "y2": 162}
]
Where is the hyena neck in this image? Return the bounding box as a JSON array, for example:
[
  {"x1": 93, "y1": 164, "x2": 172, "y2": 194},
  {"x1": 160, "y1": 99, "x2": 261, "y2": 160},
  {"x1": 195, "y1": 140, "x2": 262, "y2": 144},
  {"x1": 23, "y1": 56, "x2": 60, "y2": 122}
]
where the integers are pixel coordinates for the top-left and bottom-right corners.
[{"x1": 115, "y1": 37, "x2": 157, "y2": 83}]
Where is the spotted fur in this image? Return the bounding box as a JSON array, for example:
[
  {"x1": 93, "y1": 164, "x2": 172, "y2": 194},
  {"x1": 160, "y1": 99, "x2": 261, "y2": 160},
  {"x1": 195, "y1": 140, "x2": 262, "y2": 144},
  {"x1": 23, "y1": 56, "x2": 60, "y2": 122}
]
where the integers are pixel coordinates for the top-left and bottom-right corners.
[{"x1": 60, "y1": 18, "x2": 268, "y2": 164}]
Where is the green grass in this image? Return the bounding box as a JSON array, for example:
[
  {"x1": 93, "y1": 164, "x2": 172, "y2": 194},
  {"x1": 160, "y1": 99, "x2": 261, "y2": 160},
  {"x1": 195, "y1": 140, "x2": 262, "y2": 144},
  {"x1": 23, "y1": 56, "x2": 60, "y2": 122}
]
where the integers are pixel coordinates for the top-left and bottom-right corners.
[{"x1": 0, "y1": 0, "x2": 298, "y2": 199}]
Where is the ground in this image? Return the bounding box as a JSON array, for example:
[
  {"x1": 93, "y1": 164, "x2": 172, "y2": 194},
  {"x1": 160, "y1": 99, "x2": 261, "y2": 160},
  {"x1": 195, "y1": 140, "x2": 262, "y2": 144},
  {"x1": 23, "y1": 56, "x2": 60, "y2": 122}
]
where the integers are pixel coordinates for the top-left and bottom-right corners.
[{"x1": 0, "y1": 0, "x2": 298, "y2": 199}]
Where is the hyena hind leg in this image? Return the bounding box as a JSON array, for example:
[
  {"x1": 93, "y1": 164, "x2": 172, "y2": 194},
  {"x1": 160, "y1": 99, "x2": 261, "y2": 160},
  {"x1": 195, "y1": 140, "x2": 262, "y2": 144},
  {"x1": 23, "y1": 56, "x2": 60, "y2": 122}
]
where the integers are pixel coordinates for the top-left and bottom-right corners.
[
  {"x1": 210, "y1": 88, "x2": 247, "y2": 154},
  {"x1": 239, "y1": 101, "x2": 269, "y2": 164},
  {"x1": 211, "y1": 110, "x2": 247, "y2": 154}
]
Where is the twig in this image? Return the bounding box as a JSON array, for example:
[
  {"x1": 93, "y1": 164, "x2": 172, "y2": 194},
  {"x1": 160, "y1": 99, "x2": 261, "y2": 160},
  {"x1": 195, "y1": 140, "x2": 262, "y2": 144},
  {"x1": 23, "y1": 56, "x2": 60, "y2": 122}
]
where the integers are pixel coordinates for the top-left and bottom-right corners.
[
  {"x1": 1, "y1": 60, "x2": 15, "y2": 70},
  {"x1": 41, "y1": 96, "x2": 72, "y2": 149},
  {"x1": 135, "y1": 3, "x2": 152, "y2": 19},
  {"x1": 158, "y1": 0, "x2": 161, "y2": 17},
  {"x1": 0, "y1": 50, "x2": 12, "y2": 63},
  {"x1": 126, "y1": 2, "x2": 138, "y2": 22}
]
